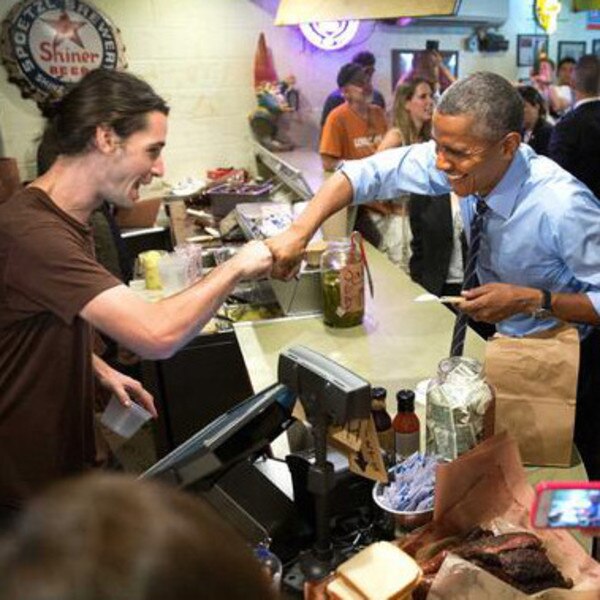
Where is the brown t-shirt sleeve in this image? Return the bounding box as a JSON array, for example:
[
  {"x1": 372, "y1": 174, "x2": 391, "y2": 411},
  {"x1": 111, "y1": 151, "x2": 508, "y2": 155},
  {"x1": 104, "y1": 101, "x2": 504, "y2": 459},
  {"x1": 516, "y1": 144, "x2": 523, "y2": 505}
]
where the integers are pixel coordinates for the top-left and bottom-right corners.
[
  {"x1": 6, "y1": 223, "x2": 120, "y2": 325},
  {"x1": 320, "y1": 111, "x2": 344, "y2": 158}
]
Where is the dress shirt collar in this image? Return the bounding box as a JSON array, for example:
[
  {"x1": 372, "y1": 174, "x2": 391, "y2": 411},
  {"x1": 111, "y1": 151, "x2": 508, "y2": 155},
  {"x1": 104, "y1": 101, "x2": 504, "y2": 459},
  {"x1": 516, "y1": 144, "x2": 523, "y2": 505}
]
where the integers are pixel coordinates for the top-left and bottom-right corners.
[
  {"x1": 574, "y1": 96, "x2": 600, "y2": 110},
  {"x1": 475, "y1": 145, "x2": 528, "y2": 221}
]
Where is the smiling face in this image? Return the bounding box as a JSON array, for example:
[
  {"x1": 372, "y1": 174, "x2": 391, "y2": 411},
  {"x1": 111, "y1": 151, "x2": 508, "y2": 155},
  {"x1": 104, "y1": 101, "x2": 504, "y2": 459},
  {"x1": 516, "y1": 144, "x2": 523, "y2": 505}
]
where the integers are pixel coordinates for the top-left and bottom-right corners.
[
  {"x1": 432, "y1": 112, "x2": 520, "y2": 198},
  {"x1": 104, "y1": 111, "x2": 167, "y2": 208},
  {"x1": 404, "y1": 81, "x2": 434, "y2": 128}
]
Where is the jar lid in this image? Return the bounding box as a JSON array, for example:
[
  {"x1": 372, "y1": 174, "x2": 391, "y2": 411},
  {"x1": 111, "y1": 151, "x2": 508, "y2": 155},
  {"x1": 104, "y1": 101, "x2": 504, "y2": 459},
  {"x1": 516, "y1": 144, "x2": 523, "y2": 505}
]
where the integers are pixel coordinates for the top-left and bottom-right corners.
[{"x1": 396, "y1": 389, "x2": 415, "y2": 412}]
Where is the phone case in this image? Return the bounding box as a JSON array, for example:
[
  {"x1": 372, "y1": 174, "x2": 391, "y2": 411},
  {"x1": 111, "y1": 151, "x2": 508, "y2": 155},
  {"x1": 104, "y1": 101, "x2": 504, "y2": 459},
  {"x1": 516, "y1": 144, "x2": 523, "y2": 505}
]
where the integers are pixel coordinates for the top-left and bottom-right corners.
[{"x1": 531, "y1": 481, "x2": 600, "y2": 529}]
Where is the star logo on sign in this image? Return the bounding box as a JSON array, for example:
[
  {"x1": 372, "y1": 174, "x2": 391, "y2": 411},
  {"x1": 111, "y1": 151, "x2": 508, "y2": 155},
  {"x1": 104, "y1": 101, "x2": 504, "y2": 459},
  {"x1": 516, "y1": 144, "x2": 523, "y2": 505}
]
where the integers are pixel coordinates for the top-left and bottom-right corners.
[{"x1": 41, "y1": 11, "x2": 87, "y2": 49}]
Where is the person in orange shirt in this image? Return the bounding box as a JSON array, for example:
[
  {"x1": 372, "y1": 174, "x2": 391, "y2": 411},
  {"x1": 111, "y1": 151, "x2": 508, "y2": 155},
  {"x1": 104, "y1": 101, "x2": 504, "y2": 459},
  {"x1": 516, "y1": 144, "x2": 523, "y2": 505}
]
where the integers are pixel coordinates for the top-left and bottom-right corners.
[{"x1": 320, "y1": 62, "x2": 388, "y2": 246}]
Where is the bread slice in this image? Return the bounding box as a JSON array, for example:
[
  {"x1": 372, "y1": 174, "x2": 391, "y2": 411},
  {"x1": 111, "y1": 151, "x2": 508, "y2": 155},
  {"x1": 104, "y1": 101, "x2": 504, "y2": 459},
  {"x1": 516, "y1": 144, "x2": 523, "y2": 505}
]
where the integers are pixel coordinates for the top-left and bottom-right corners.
[
  {"x1": 327, "y1": 577, "x2": 365, "y2": 600},
  {"x1": 334, "y1": 542, "x2": 421, "y2": 600}
]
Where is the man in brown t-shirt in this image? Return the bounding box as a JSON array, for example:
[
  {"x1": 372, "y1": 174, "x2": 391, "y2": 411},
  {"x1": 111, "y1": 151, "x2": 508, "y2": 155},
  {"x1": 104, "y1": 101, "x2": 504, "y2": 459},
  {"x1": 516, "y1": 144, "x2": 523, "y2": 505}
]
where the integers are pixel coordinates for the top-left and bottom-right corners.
[{"x1": 0, "y1": 70, "x2": 272, "y2": 517}]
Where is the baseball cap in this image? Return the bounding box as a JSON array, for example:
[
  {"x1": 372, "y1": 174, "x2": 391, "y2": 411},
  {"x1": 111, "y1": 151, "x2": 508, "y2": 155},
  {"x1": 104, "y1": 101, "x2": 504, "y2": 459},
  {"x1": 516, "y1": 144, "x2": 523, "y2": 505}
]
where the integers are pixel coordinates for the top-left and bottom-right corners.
[{"x1": 337, "y1": 63, "x2": 366, "y2": 88}]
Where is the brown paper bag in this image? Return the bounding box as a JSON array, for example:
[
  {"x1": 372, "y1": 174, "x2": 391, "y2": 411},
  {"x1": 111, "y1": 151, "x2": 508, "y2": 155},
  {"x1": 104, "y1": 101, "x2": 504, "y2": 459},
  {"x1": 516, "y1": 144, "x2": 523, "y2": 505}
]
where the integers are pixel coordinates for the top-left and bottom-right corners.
[{"x1": 485, "y1": 325, "x2": 579, "y2": 467}]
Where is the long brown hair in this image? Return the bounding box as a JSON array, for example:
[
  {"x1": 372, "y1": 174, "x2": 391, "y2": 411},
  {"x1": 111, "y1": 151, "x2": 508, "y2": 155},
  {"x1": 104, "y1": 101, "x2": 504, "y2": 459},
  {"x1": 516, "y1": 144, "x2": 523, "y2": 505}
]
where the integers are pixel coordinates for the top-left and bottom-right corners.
[
  {"x1": 391, "y1": 78, "x2": 433, "y2": 145},
  {"x1": 40, "y1": 69, "x2": 169, "y2": 158}
]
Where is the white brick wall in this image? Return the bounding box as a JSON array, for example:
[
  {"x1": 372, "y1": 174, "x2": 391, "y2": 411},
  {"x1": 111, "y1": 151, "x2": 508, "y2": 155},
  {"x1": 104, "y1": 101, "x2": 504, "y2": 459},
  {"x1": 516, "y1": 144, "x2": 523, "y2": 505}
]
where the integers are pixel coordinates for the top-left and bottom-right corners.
[{"x1": 0, "y1": 0, "x2": 596, "y2": 187}]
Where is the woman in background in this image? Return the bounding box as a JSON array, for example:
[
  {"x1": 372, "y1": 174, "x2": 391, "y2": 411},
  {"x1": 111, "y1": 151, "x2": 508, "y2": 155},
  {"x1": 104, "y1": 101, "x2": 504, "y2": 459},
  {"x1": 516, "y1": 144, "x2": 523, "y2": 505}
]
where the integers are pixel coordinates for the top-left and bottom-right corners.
[
  {"x1": 377, "y1": 78, "x2": 464, "y2": 295},
  {"x1": 517, "y1": 85, "x2": 553, "y2": 157},
  {"x1": 385, "y1": 79, "x2": 462, "y2": 297},
  {"x1": 379, "y1": 78, "x2": 433, "y2": 151},
  {"x1": 373, "y1": 78, "x2": 436, "y2": 267}
]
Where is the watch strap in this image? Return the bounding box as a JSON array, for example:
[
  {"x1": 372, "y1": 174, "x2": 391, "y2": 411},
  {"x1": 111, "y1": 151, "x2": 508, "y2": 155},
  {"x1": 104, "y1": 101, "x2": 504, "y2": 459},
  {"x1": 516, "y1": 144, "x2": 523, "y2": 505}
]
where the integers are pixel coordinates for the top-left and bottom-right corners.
[{"x1": 541, "y1": 289, "x2": 552, "y2": 311}]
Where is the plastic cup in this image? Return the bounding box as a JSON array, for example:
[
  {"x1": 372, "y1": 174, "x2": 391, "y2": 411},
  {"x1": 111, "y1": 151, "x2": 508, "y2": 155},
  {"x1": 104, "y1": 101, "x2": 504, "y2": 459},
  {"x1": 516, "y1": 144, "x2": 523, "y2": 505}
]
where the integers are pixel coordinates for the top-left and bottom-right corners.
[
  {"x1": 158, "y1": 254, "x2": 188, "y2": 295},
  {"x1": 100, "y1": 395, "x2": 152, "y2": 439}
]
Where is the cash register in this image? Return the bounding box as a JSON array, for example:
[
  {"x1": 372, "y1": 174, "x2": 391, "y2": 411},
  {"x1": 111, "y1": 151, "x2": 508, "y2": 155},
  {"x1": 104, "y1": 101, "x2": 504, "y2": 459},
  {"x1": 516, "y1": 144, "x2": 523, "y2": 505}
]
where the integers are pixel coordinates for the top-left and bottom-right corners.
[{"x1": 142, "y1": 346, "x2": 382, "y2": 592}]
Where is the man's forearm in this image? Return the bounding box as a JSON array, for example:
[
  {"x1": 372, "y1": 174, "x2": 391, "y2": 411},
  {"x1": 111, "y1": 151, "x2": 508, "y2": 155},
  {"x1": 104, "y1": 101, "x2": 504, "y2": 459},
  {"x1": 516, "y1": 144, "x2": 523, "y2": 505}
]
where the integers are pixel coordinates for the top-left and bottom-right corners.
[
  {"x1": 150, "y1": 259, "x2": 243, "y2": 352},
  {"x1": 82, "y1": 259, "x2": 245, "y2": 361},
  {"x1": 292, "y1": 171, "x2": 354, "y2": 242},
  {"x1": 521, "y1": 288, "x2": 600, "y2": 325},
  {"x1": 551, "y1": 292, "x2": 600, "y2": 325}
]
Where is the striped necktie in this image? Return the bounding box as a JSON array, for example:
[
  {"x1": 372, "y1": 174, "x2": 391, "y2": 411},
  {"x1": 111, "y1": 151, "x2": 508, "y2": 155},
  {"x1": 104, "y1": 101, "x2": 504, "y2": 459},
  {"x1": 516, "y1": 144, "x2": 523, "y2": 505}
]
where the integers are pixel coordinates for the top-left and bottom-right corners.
[{"x1": 450, "y1": 197, "x2": 489, "y2": 357}]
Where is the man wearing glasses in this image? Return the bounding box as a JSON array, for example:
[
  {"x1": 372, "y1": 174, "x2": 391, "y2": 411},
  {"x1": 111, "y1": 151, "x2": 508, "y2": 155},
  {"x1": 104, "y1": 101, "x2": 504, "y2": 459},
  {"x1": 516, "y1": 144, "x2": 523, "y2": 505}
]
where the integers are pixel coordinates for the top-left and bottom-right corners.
[{"x1": 267, "y1": 72, "x2": 600, "y2": 478}]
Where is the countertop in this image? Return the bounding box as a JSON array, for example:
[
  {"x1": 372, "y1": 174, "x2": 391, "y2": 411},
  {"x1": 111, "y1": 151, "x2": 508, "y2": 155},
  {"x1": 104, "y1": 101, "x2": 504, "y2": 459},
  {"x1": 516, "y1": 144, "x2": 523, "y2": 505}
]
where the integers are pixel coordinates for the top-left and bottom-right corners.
[
  {"x1": 233, "y1": 243, "x2": 590, "y2": 551},
  {"x1": 234, "y1": 243, "x2": 484, "y2": 395}
]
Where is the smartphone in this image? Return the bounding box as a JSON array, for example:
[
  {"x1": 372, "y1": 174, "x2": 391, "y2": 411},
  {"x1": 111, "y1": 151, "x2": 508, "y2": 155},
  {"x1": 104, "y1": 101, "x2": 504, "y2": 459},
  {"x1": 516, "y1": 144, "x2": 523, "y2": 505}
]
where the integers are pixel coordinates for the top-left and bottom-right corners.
[
  {"x1": 532, "y1": 481, "x2": 600, "y2": 529},
  {"x1": 426, "y1": 40, "x2": 439, "y2": 52}
]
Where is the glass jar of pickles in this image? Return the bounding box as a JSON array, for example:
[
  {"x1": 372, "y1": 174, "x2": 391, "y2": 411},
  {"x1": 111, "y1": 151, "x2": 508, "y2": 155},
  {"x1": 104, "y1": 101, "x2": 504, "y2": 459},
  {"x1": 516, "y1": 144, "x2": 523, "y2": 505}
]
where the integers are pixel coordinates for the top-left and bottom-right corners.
[{"x1": 320, "y1": 237, "x2": 364, "y2": 328}]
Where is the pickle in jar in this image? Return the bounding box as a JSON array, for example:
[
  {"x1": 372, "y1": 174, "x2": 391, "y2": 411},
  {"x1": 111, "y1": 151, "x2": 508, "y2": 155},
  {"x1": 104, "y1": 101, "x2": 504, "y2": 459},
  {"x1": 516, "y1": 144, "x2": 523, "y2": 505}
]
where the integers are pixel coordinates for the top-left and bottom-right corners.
[{"x1": 321, "y1": 269, "x2": 363, "y2": 328}]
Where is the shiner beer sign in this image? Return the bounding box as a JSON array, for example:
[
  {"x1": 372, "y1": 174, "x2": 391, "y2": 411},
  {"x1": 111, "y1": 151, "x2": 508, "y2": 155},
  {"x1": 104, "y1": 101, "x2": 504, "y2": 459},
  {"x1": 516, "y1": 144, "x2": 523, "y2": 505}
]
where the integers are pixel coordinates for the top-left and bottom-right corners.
[{"x1": 1, "y1": 0, "x2": 126, "y2": 104}]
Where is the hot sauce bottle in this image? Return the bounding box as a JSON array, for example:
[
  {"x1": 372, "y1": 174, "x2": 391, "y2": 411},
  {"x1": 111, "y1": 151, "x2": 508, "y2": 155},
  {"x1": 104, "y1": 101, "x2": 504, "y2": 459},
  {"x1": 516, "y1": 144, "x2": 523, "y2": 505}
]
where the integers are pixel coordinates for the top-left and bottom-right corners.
[
  {"x1": 393, "y1": 389, "x2": 420, "y2": 463},
  {"x1": 370, "y1": 387, "x2": 395, "y2": 461}
]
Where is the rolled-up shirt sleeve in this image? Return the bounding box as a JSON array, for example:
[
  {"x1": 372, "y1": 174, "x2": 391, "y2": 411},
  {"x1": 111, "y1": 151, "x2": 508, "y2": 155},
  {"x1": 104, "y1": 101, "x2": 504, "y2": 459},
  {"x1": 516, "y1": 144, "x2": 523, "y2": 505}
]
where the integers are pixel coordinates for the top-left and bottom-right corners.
[
  {"x1": 554, "y1": 189, "x2": 600, "y2": 318},
  {"x1": 340, "y1": 141, "x2": 451, "y2": 203},
  {"x1": 587, "y1": 291, "x2": 600, "y2": 317}
]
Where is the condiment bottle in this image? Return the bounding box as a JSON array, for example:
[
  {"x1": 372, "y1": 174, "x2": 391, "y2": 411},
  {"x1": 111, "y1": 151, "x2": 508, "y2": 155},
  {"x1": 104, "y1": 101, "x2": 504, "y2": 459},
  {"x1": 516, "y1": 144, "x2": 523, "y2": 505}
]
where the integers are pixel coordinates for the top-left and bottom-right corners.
[
  {"x1": 320, "y1": 237, "x2": 364, "y2": 328},
  {"x1": 393, "y1": 389, "x2": 420, "y2": 462},
  {"x1": 370, "y1": 387, "x2": 395, "y2": 461}
]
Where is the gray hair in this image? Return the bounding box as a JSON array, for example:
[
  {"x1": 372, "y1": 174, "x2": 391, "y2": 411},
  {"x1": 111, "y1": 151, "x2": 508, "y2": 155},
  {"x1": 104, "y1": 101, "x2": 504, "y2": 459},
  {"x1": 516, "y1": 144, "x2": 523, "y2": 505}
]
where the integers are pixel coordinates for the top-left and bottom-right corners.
[{"x1": 437, "y1": 72, "x2": 524, "y2": 141}]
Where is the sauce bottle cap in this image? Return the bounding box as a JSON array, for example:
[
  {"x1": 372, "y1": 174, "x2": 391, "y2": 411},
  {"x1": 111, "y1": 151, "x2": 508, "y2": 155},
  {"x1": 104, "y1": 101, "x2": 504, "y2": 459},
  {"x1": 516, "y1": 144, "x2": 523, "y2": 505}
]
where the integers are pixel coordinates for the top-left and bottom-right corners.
[{"x1": 396, "y1": 389, "x2": 415, "y2": 412}]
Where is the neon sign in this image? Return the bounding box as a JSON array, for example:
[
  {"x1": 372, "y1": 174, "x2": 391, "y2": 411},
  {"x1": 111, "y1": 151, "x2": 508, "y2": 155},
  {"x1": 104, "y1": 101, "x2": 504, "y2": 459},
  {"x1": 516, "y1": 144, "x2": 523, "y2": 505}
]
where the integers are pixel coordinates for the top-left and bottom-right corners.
[{"x1": 299, "y1": 20, "x2": 359, "y2": 51}]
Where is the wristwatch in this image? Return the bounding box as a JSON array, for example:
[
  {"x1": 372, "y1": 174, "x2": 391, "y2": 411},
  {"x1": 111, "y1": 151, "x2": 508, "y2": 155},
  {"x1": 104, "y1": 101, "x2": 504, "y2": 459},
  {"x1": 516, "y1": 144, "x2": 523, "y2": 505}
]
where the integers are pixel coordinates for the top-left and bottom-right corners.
[{"x1": 532, "y1": 289, "x2": 553, "y2": 319}]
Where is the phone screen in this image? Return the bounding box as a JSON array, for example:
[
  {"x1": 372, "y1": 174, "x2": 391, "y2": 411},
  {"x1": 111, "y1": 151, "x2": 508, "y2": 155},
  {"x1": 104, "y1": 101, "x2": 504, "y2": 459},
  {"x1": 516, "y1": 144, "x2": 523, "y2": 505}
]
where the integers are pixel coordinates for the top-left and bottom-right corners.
[
  {"x1": 536, "y1": 488, "x2": 600, "y2": 528},
  {"x1": 426, "y1": 40, "x2": 439, "y2": 52}
]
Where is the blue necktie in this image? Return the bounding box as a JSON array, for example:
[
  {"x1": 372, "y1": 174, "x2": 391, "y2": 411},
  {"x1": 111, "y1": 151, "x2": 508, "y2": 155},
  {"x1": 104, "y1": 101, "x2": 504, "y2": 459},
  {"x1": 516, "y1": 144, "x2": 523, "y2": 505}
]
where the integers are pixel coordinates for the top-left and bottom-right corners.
[{"x1": 450, "y1": 197, "x2": 489, "y2": 357}]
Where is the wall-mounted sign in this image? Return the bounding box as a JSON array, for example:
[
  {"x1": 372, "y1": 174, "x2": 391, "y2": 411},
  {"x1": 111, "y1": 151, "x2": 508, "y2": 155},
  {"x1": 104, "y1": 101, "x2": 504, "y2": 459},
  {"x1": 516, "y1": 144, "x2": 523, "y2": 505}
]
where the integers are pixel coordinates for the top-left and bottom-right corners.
[
  {"x1": 534, "y1": 0, "x2": 562, "y2": 34},
  {"x1": 0, "y1": 0, "x2": 126, "y2": 105},
  {"x1": 587, "y1": 10, "x2": 600, "y2": 29},
  {"x1": 299, "y1": 20, "x2": 359, "y2": 51}
]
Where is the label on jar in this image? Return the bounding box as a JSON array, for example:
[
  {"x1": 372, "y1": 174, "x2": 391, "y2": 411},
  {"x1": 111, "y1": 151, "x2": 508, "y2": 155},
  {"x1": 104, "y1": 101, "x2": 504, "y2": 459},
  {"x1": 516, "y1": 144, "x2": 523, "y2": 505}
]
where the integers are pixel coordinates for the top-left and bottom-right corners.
[
  {"x1": 395, "y1": 431, "x2": 420, "y2": 461},
  {"x1": 338, "y1": 263, "x2": 364, "y2": 315}
]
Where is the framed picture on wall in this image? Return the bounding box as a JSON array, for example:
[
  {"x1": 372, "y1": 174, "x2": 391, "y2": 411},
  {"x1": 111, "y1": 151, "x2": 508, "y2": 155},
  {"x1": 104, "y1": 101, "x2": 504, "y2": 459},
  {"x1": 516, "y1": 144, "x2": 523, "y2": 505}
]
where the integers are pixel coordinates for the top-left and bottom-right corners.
[
  {"x1": 517, "y1": 34, "x2": 549, "y2": 67},
  {"x1": 558, "y1": 41, "x2": 587, "y2": 62},
  {"x1": 593, "y1": 39, "x2": 600, "y2": 57},
  {"x1": 390, "y1": 49, "x2": 459, "y2": 91}
]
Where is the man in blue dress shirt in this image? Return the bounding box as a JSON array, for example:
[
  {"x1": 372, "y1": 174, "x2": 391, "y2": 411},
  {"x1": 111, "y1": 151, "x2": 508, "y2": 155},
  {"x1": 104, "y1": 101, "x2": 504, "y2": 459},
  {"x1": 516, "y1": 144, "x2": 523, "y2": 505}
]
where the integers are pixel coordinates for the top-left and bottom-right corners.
[{"x1": 268, "y1": 72, "x2": 600, "y2": 478}]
